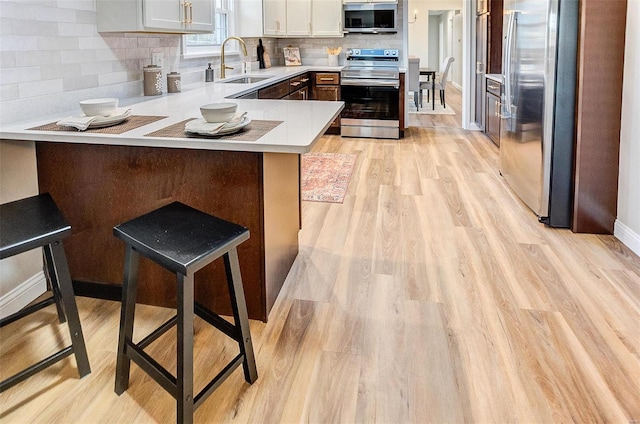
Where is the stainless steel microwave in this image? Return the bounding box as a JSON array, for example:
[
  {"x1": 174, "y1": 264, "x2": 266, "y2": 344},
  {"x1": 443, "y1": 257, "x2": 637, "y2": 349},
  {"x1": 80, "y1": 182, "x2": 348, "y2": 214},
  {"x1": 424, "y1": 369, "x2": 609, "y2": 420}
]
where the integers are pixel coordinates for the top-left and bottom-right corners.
[{"x1": 343, "y1": 3, "x2": 398, "y2": 33}]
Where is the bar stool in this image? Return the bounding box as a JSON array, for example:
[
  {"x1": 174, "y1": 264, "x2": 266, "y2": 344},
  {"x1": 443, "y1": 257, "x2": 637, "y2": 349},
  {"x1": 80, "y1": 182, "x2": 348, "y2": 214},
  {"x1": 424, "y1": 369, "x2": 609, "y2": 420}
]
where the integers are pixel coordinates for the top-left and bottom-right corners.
[
  {"x1": 113, "y1": 201, "x2": 258, "y2": 424},
  {"x1": 0, "y1": 193, "x2": 91, "y2": 392}
]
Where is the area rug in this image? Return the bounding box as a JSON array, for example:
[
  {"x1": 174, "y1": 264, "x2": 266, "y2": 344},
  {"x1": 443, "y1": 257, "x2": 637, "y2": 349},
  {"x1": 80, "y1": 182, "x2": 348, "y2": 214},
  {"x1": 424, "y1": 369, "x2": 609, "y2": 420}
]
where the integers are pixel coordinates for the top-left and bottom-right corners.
[
  {"x1": 407, "y1": 93, "x2": 456, "y2": 115},
  {"x1": 301, "y1": 153, "x2": 357, "y2": 203}
]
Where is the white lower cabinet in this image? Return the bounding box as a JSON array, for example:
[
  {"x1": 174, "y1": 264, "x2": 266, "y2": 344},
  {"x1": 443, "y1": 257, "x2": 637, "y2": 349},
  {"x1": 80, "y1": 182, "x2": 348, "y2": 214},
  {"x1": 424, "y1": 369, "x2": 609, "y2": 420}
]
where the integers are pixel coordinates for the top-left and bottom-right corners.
[{"x1": 97, "y1": 0, "x2": 214, "y2": 34}]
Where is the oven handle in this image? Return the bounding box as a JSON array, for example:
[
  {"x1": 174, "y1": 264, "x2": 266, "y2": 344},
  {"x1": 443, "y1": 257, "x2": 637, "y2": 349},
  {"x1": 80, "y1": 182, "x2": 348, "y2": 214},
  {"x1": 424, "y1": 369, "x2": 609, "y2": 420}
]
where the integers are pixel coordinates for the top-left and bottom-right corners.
[{"x1": 341, "y1": 78, "x2": 400, "y2": 88}]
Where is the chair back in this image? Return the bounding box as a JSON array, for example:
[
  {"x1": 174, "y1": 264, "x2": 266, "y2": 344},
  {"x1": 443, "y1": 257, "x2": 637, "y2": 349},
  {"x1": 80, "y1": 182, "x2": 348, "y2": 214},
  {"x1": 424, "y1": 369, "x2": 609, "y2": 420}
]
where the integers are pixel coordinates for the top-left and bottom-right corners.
[
  {"x1": 438, "y1": 56, "x2": 455, "y2": 84},
  {"x1": 408, "y1": 57, "x2": 420, "y2": 92}
]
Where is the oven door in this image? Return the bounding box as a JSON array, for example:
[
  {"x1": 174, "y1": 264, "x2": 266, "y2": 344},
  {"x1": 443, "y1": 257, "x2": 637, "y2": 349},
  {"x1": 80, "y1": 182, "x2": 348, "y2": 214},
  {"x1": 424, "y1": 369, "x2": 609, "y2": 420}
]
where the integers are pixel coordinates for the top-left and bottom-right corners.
[{"x1": 340, "y1": 80, "x2": 400, "y2": 121}]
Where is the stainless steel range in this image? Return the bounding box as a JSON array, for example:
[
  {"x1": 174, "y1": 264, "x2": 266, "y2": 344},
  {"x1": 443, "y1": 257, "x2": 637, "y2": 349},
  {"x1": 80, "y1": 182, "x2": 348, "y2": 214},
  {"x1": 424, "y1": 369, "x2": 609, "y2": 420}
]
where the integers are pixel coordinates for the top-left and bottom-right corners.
[{"x1": 340, "y1": 48, "x2": 400, "y2": 139}]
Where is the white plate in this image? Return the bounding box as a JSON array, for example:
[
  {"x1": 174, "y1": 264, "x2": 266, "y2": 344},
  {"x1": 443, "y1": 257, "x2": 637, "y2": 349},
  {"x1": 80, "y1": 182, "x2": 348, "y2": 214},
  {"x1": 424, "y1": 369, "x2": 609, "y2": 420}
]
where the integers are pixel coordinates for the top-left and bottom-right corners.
[
  {"x1": 185, "y1": 117, "x2": 251, "y2": 137},
  {"x1": 86, "y1": 109, "x2": 131, "y2": 128}
]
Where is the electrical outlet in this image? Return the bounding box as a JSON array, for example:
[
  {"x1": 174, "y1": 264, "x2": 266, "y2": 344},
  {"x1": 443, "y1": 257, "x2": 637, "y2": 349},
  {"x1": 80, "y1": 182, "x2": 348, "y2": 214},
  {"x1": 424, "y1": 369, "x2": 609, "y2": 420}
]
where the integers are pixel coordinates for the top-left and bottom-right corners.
[{"x1": 152, "y1": 52, "x2": 164, "y2": 68}]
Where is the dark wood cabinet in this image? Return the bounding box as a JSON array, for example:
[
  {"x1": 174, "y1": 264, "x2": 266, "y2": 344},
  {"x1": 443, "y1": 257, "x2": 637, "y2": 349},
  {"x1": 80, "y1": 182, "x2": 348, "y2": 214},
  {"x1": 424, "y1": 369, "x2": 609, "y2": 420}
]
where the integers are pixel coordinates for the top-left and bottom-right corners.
[
  {"x1": 311, "y1": 72, "x2": 341, "y2": 133},
  {"x1": 258, "y1": 79, "x2": 290, "y2": 99},
  {"x1": 259, "y1": 73, "x2": 310, "y2": 100}
]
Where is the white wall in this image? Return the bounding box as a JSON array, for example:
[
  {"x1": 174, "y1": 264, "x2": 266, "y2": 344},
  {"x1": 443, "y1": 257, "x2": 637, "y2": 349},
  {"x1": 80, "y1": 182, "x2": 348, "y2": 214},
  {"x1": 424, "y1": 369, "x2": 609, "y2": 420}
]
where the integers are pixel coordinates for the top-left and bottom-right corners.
[
  {"x1": 407, "y1": 0, "x2": 462, "y2": 68},
  {"x1": 615, "y1": 0, "x2": 640, "y2": 256}
]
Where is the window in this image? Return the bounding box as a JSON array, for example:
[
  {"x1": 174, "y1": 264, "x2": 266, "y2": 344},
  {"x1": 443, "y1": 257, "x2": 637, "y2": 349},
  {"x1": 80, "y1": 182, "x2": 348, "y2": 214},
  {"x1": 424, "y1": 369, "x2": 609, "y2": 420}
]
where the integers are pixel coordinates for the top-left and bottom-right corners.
[{"x1": 183, "y1": 0, "x2": 236, "y2": 57}]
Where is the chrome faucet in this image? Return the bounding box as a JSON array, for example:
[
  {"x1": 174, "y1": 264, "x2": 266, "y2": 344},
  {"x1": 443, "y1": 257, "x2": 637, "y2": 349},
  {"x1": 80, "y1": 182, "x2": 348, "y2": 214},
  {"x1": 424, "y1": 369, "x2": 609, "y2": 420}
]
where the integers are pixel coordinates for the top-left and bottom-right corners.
[{"x1": 220, "y1": 36, "x2": 248, "y2": 79}]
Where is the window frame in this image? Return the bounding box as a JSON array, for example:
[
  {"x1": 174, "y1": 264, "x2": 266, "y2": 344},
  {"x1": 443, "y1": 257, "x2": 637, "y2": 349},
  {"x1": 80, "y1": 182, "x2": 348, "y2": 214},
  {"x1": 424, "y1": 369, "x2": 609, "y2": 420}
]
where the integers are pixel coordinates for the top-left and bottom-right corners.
[{"x1": 181, "y1": 0, "x2": 238, "y2": 58}]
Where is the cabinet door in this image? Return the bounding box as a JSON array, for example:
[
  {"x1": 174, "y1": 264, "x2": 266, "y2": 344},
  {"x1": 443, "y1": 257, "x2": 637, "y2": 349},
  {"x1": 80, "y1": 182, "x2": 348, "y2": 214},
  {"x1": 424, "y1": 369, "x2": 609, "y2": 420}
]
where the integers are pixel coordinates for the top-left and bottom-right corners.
[
  {"x1": 486, "y1": 92, "x2": 500, "y2": 146},
  {"x1": 313, "y1": 86, "x2": 339, "y2": 101},
  {"x1": 263, "y1": 0, "x2": 286, "y2": 35},
  {"x1": 312, "y1": 0, "x2": 342, "y2": 37},
  {"x1": 287, "y1": 0, "x2": 311, "y2": 36},
  {"x1": 144, "y1": 0, "x2": 213, "y2": 32}
]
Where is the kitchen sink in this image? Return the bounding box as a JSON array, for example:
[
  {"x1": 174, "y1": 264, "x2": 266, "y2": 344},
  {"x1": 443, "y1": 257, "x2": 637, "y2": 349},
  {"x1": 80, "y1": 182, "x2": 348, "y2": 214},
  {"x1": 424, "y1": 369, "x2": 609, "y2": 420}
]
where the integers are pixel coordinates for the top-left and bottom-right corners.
[{"x1": 219, "y1": 75, "x2": 273, "y2": 84}]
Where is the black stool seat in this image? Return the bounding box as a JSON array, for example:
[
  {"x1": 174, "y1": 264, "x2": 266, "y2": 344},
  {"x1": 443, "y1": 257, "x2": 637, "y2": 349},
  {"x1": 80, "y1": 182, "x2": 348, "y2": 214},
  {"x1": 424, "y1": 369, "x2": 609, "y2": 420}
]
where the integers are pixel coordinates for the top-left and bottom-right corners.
[
  {"x1": 113, "y1": 202, "x2": 257, "y2": 424},
  {"x1": 0, "y1": 193, "x2": 71, "y2": 259},
  {"x1": 0, "y1": 193, "x2": 91, "y2": 392},
  {"x1": 113, "y1": 201, "x2": 249, "y2": 275}
]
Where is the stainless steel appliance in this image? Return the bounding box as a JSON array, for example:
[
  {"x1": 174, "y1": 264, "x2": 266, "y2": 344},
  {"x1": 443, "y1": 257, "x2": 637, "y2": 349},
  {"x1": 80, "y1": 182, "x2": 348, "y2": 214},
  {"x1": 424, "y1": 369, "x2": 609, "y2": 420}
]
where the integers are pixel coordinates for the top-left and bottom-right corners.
[
  {"x1": 341, "y1": 48, "x2": 400, "y2": 139},
  {"x1": 500, "y1": 0, "x2": 579, "y2": 227},
  {"x1": 343, "y1": 3, "x2": 397, "y2": 34}
]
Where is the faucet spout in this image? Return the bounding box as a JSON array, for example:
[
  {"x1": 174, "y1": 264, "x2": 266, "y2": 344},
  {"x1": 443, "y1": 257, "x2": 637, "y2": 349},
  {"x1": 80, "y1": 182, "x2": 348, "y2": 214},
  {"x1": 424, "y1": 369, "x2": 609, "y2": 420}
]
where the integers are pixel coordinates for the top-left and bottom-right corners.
[{"x1": 220, "y1": 36, "x2": 248, "y2": 79}]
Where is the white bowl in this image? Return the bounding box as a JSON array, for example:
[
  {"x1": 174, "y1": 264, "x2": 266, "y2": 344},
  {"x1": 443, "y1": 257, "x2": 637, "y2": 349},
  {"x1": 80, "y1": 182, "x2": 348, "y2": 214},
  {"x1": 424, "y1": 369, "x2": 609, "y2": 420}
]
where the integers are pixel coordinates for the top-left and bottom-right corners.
[
  {"x1": 200, "y1": 102, "x2": 238, "y2": 123},
  {"x1": 79, "y1": 98, "x2": 119, "y2": 117}
]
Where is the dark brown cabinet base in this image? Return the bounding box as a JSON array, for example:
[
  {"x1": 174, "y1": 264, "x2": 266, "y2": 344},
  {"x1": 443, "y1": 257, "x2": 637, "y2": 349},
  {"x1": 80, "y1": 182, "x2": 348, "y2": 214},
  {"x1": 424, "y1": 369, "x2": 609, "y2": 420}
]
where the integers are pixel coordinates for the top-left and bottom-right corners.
[{"x1": 35, "y1": 143, "x2": 301, "y2": 322}]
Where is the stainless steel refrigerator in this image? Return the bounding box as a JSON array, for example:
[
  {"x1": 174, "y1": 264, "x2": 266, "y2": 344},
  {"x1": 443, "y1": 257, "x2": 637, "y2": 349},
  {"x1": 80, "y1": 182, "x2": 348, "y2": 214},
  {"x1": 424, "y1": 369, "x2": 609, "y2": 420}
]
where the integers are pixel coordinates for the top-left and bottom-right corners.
[{"x1": 500, "y1": 0, "x2": 579, "y2": 227}]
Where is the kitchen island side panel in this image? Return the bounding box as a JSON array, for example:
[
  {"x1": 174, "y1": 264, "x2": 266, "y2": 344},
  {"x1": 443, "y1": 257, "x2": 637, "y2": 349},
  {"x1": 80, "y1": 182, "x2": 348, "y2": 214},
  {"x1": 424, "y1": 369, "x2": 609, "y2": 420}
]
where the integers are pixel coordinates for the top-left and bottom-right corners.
[{"x1": 35, "y1": 142, "x2": 297, "y2": 322}]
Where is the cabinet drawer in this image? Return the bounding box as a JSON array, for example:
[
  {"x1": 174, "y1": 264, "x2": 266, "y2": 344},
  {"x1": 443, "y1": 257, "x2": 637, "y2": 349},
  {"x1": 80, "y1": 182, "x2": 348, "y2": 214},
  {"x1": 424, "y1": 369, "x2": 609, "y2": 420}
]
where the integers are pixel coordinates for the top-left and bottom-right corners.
[
  {"x1": 315, "y1": 73, "x2": 339, "y2": 85},
  {"x1": 289, "y1": 73, "x2": 309, "y2": 92},
  {"x1": 258, "y1": 79, "x2": 290, "y2": 99},
  {"x1": 487, "y1": 79, "x2": 501, "y2": 97}
]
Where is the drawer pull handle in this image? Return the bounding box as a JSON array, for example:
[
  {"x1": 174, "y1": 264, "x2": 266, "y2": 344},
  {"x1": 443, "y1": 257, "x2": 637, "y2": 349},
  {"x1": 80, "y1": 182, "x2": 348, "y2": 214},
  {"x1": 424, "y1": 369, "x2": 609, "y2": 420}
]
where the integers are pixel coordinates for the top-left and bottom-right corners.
[{"x1": 320, "y1": 77, "x2": 334, "y2": 81}]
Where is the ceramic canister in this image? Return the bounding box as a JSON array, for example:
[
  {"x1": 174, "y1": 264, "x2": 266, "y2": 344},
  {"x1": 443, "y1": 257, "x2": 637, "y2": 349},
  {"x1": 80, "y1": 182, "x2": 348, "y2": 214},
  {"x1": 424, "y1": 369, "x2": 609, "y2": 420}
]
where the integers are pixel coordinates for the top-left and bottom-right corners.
[
  {"x1": 167, "y1": 72, "x2": 181, "y2": 93},
  {"x1": 143, "y1": 65, "x2": 162, "y2": 96}
]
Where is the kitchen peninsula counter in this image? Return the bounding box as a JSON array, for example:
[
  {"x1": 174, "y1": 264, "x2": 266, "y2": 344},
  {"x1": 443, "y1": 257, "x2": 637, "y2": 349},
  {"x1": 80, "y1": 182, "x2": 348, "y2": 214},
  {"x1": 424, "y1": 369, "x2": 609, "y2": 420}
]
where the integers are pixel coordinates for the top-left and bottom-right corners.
[{"x1": 0, "y1": 72, "x2": 344, "y2": 322}]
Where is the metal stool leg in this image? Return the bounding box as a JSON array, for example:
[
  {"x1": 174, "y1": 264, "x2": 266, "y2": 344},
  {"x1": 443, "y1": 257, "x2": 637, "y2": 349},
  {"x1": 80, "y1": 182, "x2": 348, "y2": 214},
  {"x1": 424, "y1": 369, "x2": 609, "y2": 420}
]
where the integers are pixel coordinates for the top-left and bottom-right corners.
[
  {"x1": 44, "y1": 249, "x2": 66, "y2": 324},
  {"x1": 44, "y1": 241, "x2": 91, "y2": 378},
  {"x1": 224, "y1": 248, "x2": 257, "y2": 384},
  {"x1": 115, "y1": 246, "x2": 140, "y2": 394},
  {"x1": 177, "y1": 273, "x2": 194, "y2": 424}
]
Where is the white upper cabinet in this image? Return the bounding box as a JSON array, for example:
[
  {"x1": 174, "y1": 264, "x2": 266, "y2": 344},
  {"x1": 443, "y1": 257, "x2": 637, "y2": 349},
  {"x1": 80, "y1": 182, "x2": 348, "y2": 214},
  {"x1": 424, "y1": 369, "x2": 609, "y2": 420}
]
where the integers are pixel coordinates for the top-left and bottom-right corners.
[
  {"x1": 343, "y1": 0, "x2": 397, "y2": 3},
  {"x1": 287, "y1": 0, "x2": 312, "y2": 37},
  {"x1": 264, "y1": 0, "x2": 342, "y2": 37},
  {"x1": 237, "y1": 0, "x2": 264, "y2": 37},
  {"x1": 97, "y1": 0, "x2": 214, "y2": 34},
  {"x1": 263, "y1": 0, "x2": 287, "y2": 35},
  {"x1": 312, "y1": 0, "x2": 342, "y2": 37}
]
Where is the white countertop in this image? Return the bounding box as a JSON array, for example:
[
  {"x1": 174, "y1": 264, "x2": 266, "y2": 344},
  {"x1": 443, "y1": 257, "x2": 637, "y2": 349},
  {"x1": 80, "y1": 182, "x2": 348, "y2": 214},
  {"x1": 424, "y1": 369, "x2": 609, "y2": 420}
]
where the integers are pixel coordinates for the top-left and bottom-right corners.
[{"x1": 0, "y1": 66, "x2": 345, "y2": 154}]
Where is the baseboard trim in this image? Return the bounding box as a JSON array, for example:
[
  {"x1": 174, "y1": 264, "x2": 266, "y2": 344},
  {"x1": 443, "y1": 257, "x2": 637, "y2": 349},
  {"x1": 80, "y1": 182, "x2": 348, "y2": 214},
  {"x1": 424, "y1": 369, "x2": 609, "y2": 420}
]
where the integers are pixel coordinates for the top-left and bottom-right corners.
[
  {"x1": 72, "y1": 280, "x2": 122, "y2": 302},
  {"x1": 0, "y1": 271, "x2": 46, "y2": 320},
  {"x1": 614, "y1": 220, "x2": 640, "y2": 257}
]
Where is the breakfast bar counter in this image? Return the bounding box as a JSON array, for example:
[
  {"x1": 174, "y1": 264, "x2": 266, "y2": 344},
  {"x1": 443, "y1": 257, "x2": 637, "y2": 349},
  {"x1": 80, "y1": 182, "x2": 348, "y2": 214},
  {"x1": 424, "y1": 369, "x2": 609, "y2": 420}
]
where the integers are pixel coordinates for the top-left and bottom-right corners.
[{"x1": 0, "y1": 77, "x2": 343, "y2": 322}]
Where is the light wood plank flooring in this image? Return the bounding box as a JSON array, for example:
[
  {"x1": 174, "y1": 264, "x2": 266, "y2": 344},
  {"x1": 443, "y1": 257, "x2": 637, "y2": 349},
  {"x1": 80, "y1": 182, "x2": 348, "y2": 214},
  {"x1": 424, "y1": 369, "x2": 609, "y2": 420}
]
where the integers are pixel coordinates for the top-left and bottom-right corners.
[{"x1": 2, "y1": 94, "x2": 639, "y2": 422}]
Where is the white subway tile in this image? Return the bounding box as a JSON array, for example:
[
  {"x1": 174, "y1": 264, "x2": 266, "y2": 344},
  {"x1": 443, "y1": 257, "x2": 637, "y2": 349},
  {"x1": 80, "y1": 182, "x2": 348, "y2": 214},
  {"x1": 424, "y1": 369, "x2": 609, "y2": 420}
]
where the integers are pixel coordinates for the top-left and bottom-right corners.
[
  {"x1": 0, "y1": 66, "x2": 41, "y2": 84},
  {"x1": 98, "y1": 71, "x2": 129, "y2": 86},
  {"x1": 60, "y1": 48, "x2": 96, "y2": 63},
  {"x1": 11, "y1": 20, "x2": 59, "y2": 36},
  {"x1": 63, "y1": 74, "x2": 98, "y2": 91},
  {"x1": 81, "y1": 60, "x2": 112, "y2": 75},
  {"x1": 137, "y1": 37, "x2": 161, "y2": 48},
  {"x1": 0, "y1": 51, "x2": 16, "y2": 68},
  {"x1": 78, "y1": 36, "x2": 108, "y2": 50},
  {"x1": 1, "y1": 17, "x2": 12, "y2": 35},
  {"x1": 0, "y1": 2, "x2": 38, "y2": 20},
  {"x1": 14, "y1": 50, "x2": 61, "y2": 67},
  {"x1": 58, "y1": 22, "x2": 96, "y2": 37},
  {"x1": 38, "y1": 36, "x2": 79, "y2": 51},
  {"x1": 125, "y1": 47, "x2": 150, "y2": 60},
  {"x1": 95, "y1": 48, "x2": 118, "y2": 62},
  {"x1": 36, "y1": 5, "x2": 76, "y2": 23},
  {"x1": 46, "y1": 63, "x2": 81, "y2": 79},
  {"x1": 0, "y1": 83, "x2": 19, "y2": 102},
  {"x1": 18, "y1": 78, "x2": 62, "y2": 98},
  {"x1": 56, "y1": 0, "x2": 95, "y2": 12},
  {"x1": 75, "y1": 9, "x2": 96, "y2": 24},
  {"x1": 1, "y1": 35, "x2": 39, "y2": 51}
]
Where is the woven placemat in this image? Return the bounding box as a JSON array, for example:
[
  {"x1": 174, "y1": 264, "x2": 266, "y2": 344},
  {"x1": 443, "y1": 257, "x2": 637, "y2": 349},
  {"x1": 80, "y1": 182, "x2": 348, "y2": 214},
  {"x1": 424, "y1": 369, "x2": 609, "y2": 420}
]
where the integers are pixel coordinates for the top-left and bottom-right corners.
[
  {"x1": 28, "y1": 115, "x2": 167, "y2": 134},
  {"x1": 144, "y1": 119, "x2": 284, "y2": 142}
]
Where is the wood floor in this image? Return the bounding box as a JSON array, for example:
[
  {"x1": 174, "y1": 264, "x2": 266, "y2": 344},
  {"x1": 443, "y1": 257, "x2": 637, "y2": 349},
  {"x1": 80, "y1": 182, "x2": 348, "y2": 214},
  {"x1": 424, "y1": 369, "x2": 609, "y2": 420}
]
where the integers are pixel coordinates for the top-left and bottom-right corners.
[{"x1": 2, "y1": 87, "x2": 639, "y2": 423}]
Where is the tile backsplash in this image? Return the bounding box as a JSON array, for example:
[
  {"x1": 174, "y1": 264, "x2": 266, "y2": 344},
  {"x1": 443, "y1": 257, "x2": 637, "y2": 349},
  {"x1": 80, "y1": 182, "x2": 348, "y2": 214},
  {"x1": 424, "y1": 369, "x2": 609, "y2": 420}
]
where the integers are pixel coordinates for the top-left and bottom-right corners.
[{"x1": 0, "y1": 0, "x2": 404, "y2": 125}]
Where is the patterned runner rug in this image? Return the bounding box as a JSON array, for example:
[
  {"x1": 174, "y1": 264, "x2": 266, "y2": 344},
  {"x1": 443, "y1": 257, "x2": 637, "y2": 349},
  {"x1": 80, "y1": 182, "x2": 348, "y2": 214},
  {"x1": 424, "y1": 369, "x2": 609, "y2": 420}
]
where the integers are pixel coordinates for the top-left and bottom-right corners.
[
  {"x1": 407, "y1": 92, "x2": 456, "y2": 115},
  {"x1": 301, "y1": 153, "x2": 357, "y2": 203}
]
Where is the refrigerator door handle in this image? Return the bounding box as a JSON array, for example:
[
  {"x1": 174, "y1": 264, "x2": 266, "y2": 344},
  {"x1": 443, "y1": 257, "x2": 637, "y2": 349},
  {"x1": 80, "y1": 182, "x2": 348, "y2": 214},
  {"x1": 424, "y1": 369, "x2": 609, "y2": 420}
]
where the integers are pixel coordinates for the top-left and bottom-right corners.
[{"x1": 503, "y1": 12, "x2": 517, "y2": 121}]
